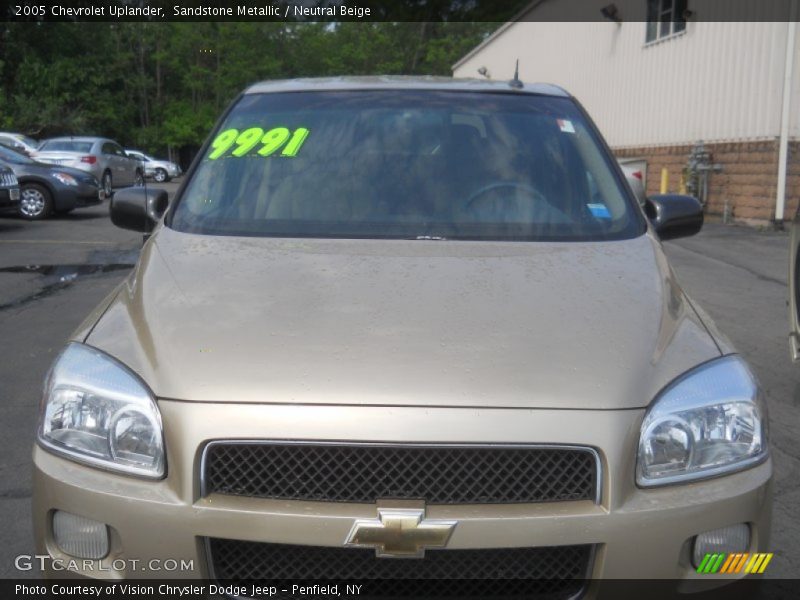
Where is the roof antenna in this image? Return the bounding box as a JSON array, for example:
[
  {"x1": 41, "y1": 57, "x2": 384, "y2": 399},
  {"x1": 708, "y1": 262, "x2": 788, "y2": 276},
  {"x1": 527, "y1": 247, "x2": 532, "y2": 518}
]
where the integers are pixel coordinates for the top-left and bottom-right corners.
[{"x1": 509, "y1": 59, "x2": 523, "y2": 90}]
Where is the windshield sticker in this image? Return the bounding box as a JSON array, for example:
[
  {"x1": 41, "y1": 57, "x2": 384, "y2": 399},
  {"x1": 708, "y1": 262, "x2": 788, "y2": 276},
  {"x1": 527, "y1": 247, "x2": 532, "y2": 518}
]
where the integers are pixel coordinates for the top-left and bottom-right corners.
[
  {"x1": 557, "y1": 119, "x2": 575, "y2": 134},
  {"x1": 208, "y1": 127, "x2": 310, "y2": 160},
  {"x1": 587, "y1": 203, "x2": 611, "y2": 219}
]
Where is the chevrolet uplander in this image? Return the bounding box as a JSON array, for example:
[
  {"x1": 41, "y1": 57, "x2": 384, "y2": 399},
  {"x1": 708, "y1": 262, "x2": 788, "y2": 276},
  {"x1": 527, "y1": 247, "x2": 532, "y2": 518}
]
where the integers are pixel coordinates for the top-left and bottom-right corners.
[{"x1": 33, "y1": 78, "x2": 772, "y2": 597}]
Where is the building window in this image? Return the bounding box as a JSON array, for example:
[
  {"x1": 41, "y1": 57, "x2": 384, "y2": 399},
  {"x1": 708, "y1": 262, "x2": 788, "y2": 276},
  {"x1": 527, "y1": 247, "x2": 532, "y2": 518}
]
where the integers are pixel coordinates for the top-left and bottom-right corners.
[{"x1": 646, "y1": 0, "x2": 687, "y2": 43}]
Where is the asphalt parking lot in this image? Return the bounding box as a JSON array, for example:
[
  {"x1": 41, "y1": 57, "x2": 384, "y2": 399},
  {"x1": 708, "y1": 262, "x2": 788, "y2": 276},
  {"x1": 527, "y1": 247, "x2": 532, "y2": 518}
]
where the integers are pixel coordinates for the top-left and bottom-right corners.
[
  {"x1": 0, "y1": 192, "x2": 797, "y2": 579},
  {"x1": 0, "y1": 182, "x2": 178, "y2": 578}
]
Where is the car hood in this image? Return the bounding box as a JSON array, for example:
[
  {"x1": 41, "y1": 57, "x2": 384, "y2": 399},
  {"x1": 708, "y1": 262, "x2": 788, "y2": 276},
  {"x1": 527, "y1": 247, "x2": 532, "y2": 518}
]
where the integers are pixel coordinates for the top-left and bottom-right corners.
[
  {"x1": 14, "y1": 162, "x2": 95, "y2": 182},
  {"x1": 48, "y1": 164, "x2": 94, "y2": 177},
  {"x1": 84, "y1": 227, "x2": 723, "y2": 409}
]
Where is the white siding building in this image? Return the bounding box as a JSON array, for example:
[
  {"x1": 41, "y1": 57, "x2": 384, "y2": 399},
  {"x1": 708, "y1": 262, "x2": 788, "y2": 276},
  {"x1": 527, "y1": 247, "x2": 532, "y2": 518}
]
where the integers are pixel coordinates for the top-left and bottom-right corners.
[{"x1": 453, "y1": 1, "x2": 799, "y2": 223}]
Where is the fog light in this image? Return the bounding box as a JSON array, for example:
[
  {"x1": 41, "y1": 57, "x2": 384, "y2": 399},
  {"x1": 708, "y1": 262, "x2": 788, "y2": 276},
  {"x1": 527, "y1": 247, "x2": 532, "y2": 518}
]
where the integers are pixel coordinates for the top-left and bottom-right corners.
[
  {"x1": 692, "y1": 524, "x2": 750, "y2": 568},
  {"x1": 52, "y1": 511, "x2": 109, "y2": 559}
]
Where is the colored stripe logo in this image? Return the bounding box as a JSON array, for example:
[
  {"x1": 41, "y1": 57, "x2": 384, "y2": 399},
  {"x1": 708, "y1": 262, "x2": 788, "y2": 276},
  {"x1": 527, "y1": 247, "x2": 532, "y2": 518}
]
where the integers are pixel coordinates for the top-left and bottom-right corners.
[{"x1": 697, "y1": 552, "x2": 773, "y2": 574}]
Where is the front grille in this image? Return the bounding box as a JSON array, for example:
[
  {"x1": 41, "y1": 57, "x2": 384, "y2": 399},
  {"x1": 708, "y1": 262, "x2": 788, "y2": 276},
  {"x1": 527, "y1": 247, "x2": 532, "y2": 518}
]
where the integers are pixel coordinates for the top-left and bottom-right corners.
[
  {"x1": 202, "y1": 442, "x2": 598, "y2": 505},
  {"x1": 208, "y1": 537, "x2": 592, "y2": 598},
  {"x1": 0, "y1": 170, "x2": 17, "y2": 187}
]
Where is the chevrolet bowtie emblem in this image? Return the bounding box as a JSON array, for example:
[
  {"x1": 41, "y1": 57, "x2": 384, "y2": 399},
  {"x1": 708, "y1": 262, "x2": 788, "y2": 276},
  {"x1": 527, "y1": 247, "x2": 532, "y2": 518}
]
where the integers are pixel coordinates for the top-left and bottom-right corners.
[{"x1": 345, "y1": 502, "x2": 457, "y2": 558}]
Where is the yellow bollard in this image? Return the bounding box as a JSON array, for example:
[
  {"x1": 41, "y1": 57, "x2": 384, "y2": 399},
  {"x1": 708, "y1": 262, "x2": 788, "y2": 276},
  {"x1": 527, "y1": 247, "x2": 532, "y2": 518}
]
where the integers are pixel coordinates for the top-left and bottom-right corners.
[
  {"x1": 679, "y1": 174, "x2": 686, "y2": 195},
  {"x1": 660, "y1": 168, "x2": 669, "y2": 194}
]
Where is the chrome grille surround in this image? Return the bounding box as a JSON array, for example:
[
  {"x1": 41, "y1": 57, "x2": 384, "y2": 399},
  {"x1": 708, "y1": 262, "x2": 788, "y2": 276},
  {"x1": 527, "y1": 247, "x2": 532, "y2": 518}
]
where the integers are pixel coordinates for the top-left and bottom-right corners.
[{"x1": 201, "y1": 440, "x2": 601, "y2": 505}]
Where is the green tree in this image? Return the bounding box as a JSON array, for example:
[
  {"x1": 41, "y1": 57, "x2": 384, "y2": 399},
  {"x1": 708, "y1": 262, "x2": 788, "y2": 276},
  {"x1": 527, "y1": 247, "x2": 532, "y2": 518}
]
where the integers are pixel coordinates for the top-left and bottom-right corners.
[{"x1": 0, "y1": 20, "x2": 498, "y2": 157}]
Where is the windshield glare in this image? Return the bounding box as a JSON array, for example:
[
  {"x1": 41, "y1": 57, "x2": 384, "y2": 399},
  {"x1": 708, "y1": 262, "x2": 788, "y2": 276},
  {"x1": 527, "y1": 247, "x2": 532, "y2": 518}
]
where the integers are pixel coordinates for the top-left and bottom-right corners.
[{"x1": 171, "y1": 91, "x2": 643, "y2": 241}]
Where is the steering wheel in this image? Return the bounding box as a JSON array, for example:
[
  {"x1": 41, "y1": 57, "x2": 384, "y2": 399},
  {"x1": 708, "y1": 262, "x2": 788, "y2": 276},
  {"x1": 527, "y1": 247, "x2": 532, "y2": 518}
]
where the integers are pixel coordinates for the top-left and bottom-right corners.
[{"x1": 460, "y1": 182, "x2": 548, "y2": 217}]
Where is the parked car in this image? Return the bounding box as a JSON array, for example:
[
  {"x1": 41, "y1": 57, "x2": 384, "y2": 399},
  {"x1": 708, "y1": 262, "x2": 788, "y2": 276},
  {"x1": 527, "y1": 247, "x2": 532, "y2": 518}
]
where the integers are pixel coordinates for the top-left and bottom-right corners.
[
  {"x1": 0, "y1": 131, "x2": 39, "y2": 156},
  {"x1": 34, "y1": 137, "x2": 143, "y2": 197},
  {"x1": 0, "y1": 164, "x2": 20, "y2": 213},
  {"x1": 33, "y1": 78, "x2": 770, "y2": 591},
  {"x1": 124, "y1": 149, "x2": 181, "y2": 183},
  {"x1": 0, "y1": 145, "x2": 102, "y2": 219}
]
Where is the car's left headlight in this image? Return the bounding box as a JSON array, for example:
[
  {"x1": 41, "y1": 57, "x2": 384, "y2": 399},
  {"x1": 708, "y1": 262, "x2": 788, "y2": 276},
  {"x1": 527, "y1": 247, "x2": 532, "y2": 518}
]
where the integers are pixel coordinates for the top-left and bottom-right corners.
[
  {"x1": 38, "y1": 343, "x2": 165, "y2": 479},
  {"x1": 52, "y1": 172, "x2": 78, "y2": 186},
  {"x1": 637, "y1": 355, "x2": 768, "y2": 487}
]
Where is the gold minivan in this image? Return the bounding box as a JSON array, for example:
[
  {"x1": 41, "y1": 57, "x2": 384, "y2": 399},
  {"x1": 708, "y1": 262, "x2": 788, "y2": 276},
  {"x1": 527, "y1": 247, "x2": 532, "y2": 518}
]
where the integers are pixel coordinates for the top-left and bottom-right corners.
[{"x1": 33, "y1": 78, "x2": 771, "y2": 597}]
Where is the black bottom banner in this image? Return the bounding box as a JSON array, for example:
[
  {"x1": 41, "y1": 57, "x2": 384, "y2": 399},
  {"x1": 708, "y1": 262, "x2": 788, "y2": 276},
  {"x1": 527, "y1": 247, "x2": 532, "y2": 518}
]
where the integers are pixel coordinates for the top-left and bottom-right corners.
[{"x1": 4, "y1": 579, "x2": 799, "y2": 600}]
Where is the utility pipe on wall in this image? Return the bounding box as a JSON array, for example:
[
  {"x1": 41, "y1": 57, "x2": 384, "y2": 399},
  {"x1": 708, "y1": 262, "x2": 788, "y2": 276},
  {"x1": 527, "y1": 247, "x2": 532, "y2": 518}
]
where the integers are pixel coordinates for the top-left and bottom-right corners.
[{"x1": 775, "y1": 2, "x2": 798, "y2": 224}]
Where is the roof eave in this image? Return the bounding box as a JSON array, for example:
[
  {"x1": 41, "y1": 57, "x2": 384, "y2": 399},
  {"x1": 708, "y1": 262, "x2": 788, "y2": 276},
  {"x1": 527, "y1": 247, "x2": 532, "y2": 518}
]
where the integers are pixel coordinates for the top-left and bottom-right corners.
[{"x1": 451, "y1": 0, "x2": 546, "y2": 72}]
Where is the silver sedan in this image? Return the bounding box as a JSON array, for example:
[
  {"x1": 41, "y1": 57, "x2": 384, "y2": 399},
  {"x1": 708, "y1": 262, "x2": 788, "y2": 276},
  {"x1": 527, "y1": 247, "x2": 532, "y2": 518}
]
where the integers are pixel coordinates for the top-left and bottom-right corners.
[
  {"x1": 125, "y1": 149, "x2": 181, "y2": 183},
  {"x1": 34, "y1": 137, "x2": 143, "y2": 197}
]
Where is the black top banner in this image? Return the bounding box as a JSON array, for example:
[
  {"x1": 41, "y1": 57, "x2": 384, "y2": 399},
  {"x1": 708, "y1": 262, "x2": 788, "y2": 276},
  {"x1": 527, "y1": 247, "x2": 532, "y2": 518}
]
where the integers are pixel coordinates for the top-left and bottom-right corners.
[{"x1": 1, "y1": 0, "x2": 799, "y2": 23}]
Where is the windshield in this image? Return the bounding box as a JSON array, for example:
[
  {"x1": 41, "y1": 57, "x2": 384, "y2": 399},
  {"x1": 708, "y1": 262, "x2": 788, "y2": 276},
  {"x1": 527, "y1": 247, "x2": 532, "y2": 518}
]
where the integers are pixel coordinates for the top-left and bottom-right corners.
[
  {"x1": 170, "y1": 91, "x2": 644, "y2": 241},
  {"x1": 0, "y1": 144, "x2": 35, "y2": 165},
  {"x1": 40, "y1": 140, "x2": 93, "y2": 153}
]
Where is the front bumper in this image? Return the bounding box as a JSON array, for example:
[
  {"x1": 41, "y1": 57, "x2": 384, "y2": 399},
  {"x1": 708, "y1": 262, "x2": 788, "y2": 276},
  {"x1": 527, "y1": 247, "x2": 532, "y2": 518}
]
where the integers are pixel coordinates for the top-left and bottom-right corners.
[
  {"x1": 0, "y1": 187, "x2": 20, "y2": 209},
  {"x1": 32, "y1": 402, "x2": 773, "y2": 591},
  {"x1": 52, "y1": 183, "x2": 103, "y2": 211},
  {"x1": 145, "y1": 164, "x2": 180, "y2": 178}
]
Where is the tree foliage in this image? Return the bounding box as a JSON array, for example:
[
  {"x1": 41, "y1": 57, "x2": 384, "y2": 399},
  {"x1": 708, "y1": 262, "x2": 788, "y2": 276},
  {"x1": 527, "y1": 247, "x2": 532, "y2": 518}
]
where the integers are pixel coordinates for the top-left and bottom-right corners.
[{"x1": 0, "y1": 21, "x2": 495, "y2": 156}]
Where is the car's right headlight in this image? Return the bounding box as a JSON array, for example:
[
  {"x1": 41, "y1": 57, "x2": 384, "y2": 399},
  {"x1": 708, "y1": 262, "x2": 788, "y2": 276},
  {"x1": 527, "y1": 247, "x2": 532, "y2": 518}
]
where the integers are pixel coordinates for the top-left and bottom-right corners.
[
  {"x1": 637, "y1": 355, "x2": 768, "y2": 487},
  {"x1": 37, "y1": 343, "x2": 165, "y2": 479},
  {"x1": 52, "y1": 172, "x2": 78, "y2": 186}
]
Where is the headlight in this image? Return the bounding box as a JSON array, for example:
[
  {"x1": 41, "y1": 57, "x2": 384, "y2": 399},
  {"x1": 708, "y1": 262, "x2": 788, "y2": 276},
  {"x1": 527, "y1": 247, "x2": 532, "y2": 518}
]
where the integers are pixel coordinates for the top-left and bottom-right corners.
[
  {"x1": 52, "y1": 172, "x2": 78, "y2": 186},
  {"x1": 38, "y1": 343, "x2": 165, "y2": 479},
  {"x1": 637, "y1": 355, "x2": 767, "y2": 487}
]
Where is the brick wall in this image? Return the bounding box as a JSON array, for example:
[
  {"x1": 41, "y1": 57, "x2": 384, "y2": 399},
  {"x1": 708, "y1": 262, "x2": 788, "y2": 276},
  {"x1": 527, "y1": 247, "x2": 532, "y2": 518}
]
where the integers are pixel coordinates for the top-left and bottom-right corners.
[{"x1": 614, "y1": 140, "x2": 800, "y2": 224}]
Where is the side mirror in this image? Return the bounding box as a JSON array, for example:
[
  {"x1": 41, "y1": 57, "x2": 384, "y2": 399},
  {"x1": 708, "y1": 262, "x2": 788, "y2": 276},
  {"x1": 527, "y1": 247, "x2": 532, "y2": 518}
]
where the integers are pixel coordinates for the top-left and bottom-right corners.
[
  {"x1": 110, "y1": 187, "x2": 169, "y2": 233},
  {"x1": 645, "y1": 194, "x2": 704, "y2": 240}
]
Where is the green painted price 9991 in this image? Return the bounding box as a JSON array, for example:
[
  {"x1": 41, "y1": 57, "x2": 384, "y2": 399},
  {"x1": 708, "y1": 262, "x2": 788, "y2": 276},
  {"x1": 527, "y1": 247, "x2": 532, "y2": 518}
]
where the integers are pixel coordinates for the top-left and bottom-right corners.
[{"x1": 208, "y1": 126, "x2": 309, "y2": 159}]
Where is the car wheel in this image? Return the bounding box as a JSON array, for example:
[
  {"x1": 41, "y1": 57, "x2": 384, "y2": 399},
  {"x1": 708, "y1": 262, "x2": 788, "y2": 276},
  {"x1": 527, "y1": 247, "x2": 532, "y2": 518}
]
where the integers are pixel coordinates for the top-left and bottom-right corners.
[
  {"x1": 154, "y1": 168, "x2": 169, "y2": 183},
  {"x1": 19, "y1": 183, "x2": 53, "y2": 220},
  {"x1": 134, "y1": 170, "x2": 145, "y2": 187},
  {"x1": 102, "y1": 171, "x2": 112, "y2": 197}
]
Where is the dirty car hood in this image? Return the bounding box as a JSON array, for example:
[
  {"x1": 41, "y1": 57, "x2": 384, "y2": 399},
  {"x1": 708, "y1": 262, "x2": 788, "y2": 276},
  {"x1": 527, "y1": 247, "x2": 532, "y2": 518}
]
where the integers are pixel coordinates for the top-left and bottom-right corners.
[{"x1": 85, "y1": 227, "x2": 722, "y2": 409}]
